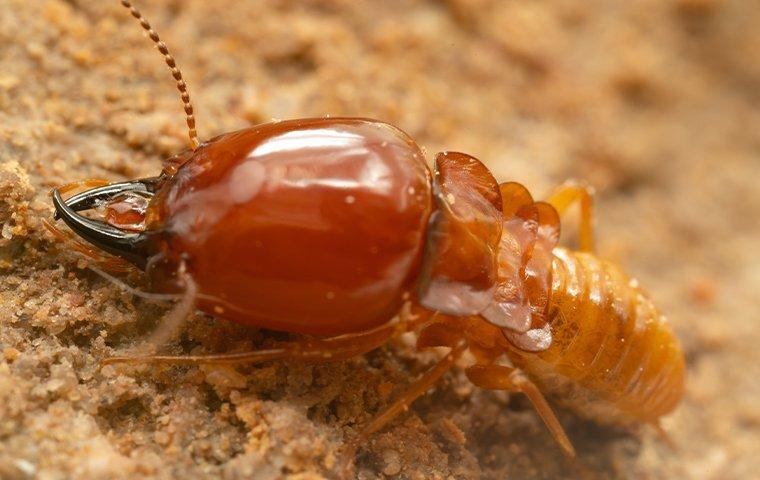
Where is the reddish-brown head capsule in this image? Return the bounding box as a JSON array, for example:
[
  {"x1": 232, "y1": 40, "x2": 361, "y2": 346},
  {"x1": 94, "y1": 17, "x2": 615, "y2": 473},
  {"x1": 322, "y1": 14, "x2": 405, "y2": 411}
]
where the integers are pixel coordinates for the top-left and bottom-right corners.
[
  {"x1": 55, "y1": 118, "x2": 436, "y2": 335},
  {"x1": 152, "y1": 118, "x2": 432, "y2": 334}
]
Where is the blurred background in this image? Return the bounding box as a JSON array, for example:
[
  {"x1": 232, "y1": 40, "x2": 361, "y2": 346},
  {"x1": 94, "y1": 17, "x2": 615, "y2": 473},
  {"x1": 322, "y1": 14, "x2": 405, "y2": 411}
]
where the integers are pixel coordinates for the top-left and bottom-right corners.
[{"x1": 0, "y1": 0, "x2": 758, "y2": 478}]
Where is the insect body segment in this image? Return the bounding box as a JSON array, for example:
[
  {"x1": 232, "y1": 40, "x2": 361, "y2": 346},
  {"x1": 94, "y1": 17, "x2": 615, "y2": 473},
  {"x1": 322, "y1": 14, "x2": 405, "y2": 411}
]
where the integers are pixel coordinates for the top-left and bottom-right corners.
[
  {"x1": 518, "y1": 248, "x2": 686, "y2": 425},
  {"x1": 48, "y1": 1, "x2": 685, "y2": 475},
  {"x1": 418, "y1": 151, "x2": 504, "y2": 317}
]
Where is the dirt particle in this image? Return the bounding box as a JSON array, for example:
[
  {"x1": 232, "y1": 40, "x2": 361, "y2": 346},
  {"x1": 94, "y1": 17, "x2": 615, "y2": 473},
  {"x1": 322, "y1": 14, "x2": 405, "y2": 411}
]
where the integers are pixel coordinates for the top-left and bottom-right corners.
[
  {"x1": 381, "y1": 449, "x2": 402, "y2": 476},
  {"x1": 3, "y1": 347, "x2": 20, "y2": 361}
]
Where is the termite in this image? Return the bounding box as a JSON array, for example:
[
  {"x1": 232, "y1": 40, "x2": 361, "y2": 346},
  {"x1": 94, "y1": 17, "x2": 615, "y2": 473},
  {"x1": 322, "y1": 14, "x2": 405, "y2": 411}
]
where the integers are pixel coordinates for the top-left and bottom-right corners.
[{"x1": 48, "y1": 0, "x2": 685, "y2": 476}]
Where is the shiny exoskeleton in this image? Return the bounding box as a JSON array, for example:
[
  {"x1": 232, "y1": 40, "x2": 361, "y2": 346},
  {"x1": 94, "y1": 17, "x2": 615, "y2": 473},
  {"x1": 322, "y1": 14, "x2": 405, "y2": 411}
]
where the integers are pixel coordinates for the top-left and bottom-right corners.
[{"x1": 49, "y1": 1, "x2": 685, "y2": 475}]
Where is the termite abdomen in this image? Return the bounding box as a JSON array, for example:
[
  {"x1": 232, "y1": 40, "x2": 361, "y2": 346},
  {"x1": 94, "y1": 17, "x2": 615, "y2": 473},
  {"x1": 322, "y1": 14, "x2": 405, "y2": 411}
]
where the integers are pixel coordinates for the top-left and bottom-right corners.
[{"x1": 507, "y1": 248, "x2": 686, "y2": 426}]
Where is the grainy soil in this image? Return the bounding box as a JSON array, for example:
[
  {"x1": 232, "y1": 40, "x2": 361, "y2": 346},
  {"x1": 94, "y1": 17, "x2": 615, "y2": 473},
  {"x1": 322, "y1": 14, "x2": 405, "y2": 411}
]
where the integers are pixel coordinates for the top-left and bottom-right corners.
[{"x1": 1, "y1": 0, "x2": 759, "y2": 479}]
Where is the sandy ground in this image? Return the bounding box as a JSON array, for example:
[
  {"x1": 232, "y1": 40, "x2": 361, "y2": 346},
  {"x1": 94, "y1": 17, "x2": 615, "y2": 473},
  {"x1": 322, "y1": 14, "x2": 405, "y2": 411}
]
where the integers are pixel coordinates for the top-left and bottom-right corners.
[{"x1": 1, "y1": 0, "x2": 759, "y2": 478}]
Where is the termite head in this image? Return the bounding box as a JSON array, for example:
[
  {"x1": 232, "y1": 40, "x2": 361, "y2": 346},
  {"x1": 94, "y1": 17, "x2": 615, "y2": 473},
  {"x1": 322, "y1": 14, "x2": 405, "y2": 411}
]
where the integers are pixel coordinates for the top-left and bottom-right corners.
[{"x1": 51, "y1": 177, "x2": 162, "y2": 268}]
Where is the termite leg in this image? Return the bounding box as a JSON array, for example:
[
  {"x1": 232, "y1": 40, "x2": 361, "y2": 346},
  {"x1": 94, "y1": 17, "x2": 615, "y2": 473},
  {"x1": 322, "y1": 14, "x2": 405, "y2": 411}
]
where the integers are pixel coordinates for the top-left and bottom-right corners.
[
  {"x1": 103, "y1": 304, "x2": 430, "y2": 366},
  {"x1": 55, "y1": 178, "x2": 112, "y2": 195},
  {"x1": 545, "y1": 180, "x2": 596, "y2": 252},
  {"x1": 104, "y1": 325, "x2": 395, "y2": 366},
  {"x1": 465, "y1": 364, "x2": 576, "y2": 458},
  {"x1": 42, "y1": 218, "x2": 134, "y2": 273},
  {"x1": 649, "y1": 420, "x2": 678, "y2": 451},
  {"x1": 340, "y1": 341, "x2": 467, "y2": 479}
]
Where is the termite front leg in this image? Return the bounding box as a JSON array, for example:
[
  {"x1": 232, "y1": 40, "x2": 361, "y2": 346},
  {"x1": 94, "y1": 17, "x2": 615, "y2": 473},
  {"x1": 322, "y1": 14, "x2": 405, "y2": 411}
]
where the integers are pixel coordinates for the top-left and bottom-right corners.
[
  {"x1": 545, "y1": 180, "x2": 596, "y2": 252},
  {"x1": 103, "y1": 304, "x2": 430, "y2": 366},
  {"x1": 465, "y1": 364, "x2": 576, "y2": 458},
  {"x1": 105, "y1": 324, "x2": 397, "y2": 366},
  {"x1": 42, "y1": 219, "x2": 135, "y2": 273}
]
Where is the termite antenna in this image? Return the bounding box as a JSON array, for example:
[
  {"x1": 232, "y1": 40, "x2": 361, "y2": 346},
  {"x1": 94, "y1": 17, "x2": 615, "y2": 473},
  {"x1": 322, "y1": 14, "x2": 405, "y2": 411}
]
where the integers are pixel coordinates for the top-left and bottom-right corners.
[{"x1": 119, "y1": 0, "x2": 200, "y2": 150}]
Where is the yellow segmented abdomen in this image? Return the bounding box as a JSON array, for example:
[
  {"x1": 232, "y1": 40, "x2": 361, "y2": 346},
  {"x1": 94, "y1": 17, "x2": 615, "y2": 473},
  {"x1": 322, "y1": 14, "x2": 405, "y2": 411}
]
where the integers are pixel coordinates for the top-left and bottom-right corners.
[{"x1": 506, "y1": 247, "x2": 685, "y2": 426}]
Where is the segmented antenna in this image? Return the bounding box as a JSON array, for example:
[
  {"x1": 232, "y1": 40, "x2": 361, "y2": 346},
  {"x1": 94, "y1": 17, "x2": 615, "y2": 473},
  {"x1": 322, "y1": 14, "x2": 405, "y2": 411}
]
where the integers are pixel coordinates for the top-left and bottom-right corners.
[{"x1": 119, "y1": 0, "x2": 200, "y2": 150}]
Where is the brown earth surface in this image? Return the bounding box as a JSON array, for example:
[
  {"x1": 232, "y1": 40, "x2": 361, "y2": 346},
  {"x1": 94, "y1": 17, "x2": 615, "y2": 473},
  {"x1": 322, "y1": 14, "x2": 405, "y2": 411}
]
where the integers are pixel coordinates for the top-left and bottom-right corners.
[{"x1": 1, "y1": 0, "x2": 759, "y2": 479}]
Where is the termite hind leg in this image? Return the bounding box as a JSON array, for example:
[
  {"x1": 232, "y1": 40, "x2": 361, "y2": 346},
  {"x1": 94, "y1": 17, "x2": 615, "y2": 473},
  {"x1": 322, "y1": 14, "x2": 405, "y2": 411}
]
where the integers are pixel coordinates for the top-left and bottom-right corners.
[
  {"x1": 545, "y1": 180, "x2": 596, "y2": 252},
  {"x1": 465, "y1": 364, "x2": 577, "y2": 458},
  {"x1": 339, "y1": 341, "x2": 467, "y2": 479},
  {"x1": 103, "y1": 305, "x2": 428, "y2": 367}
]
